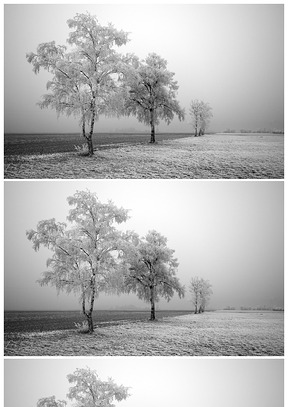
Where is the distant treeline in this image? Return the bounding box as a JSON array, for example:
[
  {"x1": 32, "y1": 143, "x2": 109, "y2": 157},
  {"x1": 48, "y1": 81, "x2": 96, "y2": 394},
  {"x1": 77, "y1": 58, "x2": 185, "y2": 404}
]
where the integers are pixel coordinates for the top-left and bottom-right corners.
[
  {"x1": 223, "y1": 306, "x2": 284, "y2": 311},
  {"x1": 222, "y1": 129, "x2": 284, "y2": 134}
]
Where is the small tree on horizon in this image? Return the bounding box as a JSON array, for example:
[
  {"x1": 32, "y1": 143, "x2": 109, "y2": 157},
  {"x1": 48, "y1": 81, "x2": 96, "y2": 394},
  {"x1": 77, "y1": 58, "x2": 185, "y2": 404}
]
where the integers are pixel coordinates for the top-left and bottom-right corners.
[
  {"x1": 121, "y1": 230, "x2": 185, "y2": 320},
  {"x1": 26, "y1": 190, "x2": 130, "y2": 333},
  {"x1": 189, "y1": 99, "x2": 213, "y2": 136},
  {"x1": 26, "y1": 12, "x2": 129, "y2": 155},
  {"x1": 124, "y1": 53, "x2": 185, "y2": 143},
  {"x1": 189, "y1": 277, "x2": 213, "y2": 313}
]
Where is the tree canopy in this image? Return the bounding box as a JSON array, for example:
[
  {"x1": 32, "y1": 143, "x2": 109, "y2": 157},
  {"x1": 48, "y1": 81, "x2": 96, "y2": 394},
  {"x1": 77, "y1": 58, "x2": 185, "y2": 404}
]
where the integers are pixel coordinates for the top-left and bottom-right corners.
[
  {"x1": 26, "y1": 190, "x2": 129, "y2": 333},
  {"x1": 121, "y1": 230, "x2": 185, "y2": 320},
  {"x1": 37, "y1": 397, "x2": 66, "y2": 407},
  {"x1": 26, "y1": 12, "x2": 129, "y2": 155},
  {"x1": 124, "y1": 53, "x2": 185, "y2": 143}
]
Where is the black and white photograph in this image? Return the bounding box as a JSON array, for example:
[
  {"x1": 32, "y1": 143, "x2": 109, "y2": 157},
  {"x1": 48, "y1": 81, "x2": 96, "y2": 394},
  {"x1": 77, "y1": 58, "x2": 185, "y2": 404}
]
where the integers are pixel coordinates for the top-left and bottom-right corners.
[
  {"x1": 1, "y1": 2, "x2": 286, "y2": 407},
  {"x1": 4, "y1": 180, "x2": 284, "y2": 356},
  {"x1": 4, "y1": 3, "x2": 284, "y2": 179},
  {"x1": 4, "y1": 359, "x2": 284, "y2": 407}
]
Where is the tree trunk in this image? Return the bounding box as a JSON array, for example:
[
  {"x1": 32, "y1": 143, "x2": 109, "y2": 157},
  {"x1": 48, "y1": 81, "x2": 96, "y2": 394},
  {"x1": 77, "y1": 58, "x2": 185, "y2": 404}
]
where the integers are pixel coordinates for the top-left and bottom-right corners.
[
  {"x1": 82, "y1": 115, "x2": 86, "y2": 139},
  {"x1": 150, "y1": 109, "x2": 156, "y2": 143},
  {"x1": 87, "y1": 135, "x2": 94, "y2": 156},
  {"x1": 86, "y1": 312, "x2": 94, "y2": 333},
  {"x1": 81, "y1": 114, "x2": 94, "y2": 156},
  {"x1": 86, "y1": 274, "x2": 96, "y2": 333},
  {"x1": 81, "y1": 274, "x2": 96, "y2": 333},
  {"x1": 87, "y1": 97, "x2": 96, "y2": 155},
  {"x1": 194, "y1": 296, "x2": 198, "y2": 314},
  {"x1": 82, "y1": 297, "x2": 94, "y2": 333},
  {"x1": 150, "y1": 286, "x2": 156, "y2": 320}
]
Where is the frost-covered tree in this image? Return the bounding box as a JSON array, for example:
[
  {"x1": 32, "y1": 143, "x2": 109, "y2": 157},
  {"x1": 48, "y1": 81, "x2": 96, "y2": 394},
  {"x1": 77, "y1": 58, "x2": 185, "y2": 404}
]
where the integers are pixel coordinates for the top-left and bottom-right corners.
[
  {"x1": 37, "y1": 397, "x2": 66, "y2": 407},
  {"x1": 36, "y1": 368, "x2": 129, "y2": 407},
  {"x1": 26, "y1": 12, "x2": 129, "y2": 155},
  {"x1": 124, "y1": 53, "x2": 185, "y2": 143},
  {"x1": 189, "y1": 277, "x2": 202, "y2": 314},
  {"x1": 121, "y1": 230, "x2": 185, "y2": 320},
  {"x1": 189, "y1": 277, "x2": 213, "y2": 314},
  {"x1": 26, "y1": 190, "x2": 129, "y2": 333},
  {"x1": 198, "y1": 279, "x2": 213, "y2": 313},
  {"x1": 67, "y1": 367, "x2": 130, "y2": 407},
  {"x1": 189, "y1": 100, "x2": 213, "y2": 136}
]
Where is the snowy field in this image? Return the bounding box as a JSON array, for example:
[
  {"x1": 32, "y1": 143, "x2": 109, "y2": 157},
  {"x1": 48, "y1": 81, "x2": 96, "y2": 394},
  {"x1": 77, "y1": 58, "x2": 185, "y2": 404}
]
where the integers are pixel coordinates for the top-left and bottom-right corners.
[
  {"x1": 4, "y1": 133, "x2": 284, "y2": 179},
  {"x1": 4, "y1": 311, "x2": 284, "y2": 356}
]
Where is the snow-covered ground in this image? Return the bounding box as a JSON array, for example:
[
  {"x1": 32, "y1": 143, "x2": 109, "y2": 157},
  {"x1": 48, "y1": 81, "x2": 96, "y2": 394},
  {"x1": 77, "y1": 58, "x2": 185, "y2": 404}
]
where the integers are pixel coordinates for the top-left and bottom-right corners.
[
  {"x1": 5, "y1": 311, "x2": 284, "y2": 356},
  {"x1": 4, "y1": 134, "x2": 284, "y2": 179}
]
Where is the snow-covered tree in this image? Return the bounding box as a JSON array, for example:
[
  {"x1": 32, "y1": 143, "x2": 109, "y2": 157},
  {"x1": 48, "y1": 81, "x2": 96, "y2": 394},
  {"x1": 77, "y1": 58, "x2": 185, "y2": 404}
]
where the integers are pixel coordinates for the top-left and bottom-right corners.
[
  {"x1": 67, "y1": 367, "x2": 129, "y2": 407},
  {"x1": 26, "y1": 12, "x2": 129, "y2": 155},
  {"x1": 189, "y1": 100, "x2": 213, "y2": 136},
  {"x1": 124, "y1": 53, "x2": 185, "y2": 143},
  {"x1": 36, "y1": 368, "x2": 129, "y2": 407},
  {"x1": 37, "y1": 397, "x2": 66, "y2": 407},
  {"x1": 121, "y1": 230, "x2": 185, "y2": 320},
  {"x1": 26, "y1": 190, "x2": 129, "y2": 333},
  {"x1": 189, "y1": 277, "x2": 213, "y2": 313}
]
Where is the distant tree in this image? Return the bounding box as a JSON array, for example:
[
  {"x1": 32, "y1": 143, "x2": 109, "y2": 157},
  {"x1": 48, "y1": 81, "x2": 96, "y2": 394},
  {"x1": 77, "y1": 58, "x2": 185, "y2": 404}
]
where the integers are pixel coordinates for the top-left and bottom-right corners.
[
  {"x1": 189, "y1": 277, "x2": 212, "y2": 313},
  {"x1": 67, "y1": 367, "x2": 130, "y2": 407},
  {"x1": 26, "y1": 12, "x2": 129, "y2": 155},
  {"x1": 124, "y1": 53, "x2": 185, "y2": 143},
  {"x1": 26, "y1": 190, "x2": 129, "y2": 333},
  {"x1": 198, "y1": 279, "x2": 213, "y2": 313},
  {"x1": 121, "y1": 230, "x2": 185, "y2": 320},
  {"x1": 189, "y1": 100, "x2": 213, "y2": 136},
  {"x1": 189, "y1": 277, "x2": 202, "y2": 314}
]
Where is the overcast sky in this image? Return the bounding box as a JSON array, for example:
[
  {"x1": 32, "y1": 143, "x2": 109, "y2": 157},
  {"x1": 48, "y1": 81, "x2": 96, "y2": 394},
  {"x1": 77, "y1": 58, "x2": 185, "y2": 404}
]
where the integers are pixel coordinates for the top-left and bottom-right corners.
[
  {"x1": 4, "y1": 180, "x2": 283, "y2": 311},
  {"x1": 4, "y1": 359, "x2": 284, "y2": 407},
  {"x1": 4, "y1": 3, "x2": 284, "y2": 133}
]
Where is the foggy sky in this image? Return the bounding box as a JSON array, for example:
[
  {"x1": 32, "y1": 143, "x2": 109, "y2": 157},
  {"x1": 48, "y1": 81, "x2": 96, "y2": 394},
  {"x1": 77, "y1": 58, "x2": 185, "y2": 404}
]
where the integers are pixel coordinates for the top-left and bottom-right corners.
[
  {"x1": 4, "y1": 4, "x2": 284, "y2": 134},
  {"x1": 4, "y1": 180, "x2": 284, "y2": 311},
  {"x1": 4, "y1": 359, "x2": 284, "y2": 407}
]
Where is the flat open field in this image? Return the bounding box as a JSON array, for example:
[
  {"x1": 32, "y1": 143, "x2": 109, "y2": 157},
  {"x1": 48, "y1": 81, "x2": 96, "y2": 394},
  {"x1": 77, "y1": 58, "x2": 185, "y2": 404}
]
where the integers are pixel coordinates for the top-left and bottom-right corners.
[
  {"x1": 4, "y1": 309, "x2": 191, "y2": 333},
  {"x1": 4, "y1": 132, "x2": 190, "y2": 156},
  {"x1": 4, "y1": 311, "x2": 284, "y2": 356},
  {"x1": 4, "y1": 133, "x2": 284, "y2": 179}
]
